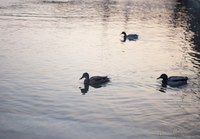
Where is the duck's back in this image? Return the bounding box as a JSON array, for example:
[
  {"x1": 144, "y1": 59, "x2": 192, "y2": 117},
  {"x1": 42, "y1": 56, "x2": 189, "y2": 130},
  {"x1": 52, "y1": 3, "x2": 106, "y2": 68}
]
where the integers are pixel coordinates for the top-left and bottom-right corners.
[
  {"x1": 90, "y1": 76, "x2": 109, "y2": 85},
  {"x1": 127, "y1": 34, "x2": 138, "y2": 40},
  {"x1": 169, "y1": 76, "x2": 188, "y2": 81},
  {"x1": 167, "y1": 76, "x2": 188, "y2": 87}
]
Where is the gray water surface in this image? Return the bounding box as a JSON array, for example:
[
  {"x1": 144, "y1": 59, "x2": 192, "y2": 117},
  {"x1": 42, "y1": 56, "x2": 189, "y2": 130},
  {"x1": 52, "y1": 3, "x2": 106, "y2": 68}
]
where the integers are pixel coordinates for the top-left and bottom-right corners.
[{"x1": 0, "y1": 0, "x2": 200, "y2": 139}]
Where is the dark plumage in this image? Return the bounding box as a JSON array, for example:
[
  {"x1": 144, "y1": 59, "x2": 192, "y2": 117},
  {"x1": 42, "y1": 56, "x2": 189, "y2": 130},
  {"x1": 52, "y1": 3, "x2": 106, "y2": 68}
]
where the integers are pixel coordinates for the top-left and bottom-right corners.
[
  {"x1": 157, "y1": 73, "x2": 188, "y2": 87},
  {"x1": 121, "y1": 32, "x2": 138, "y2": 42},
  {"x1": 80, "y1": 72, "x2": 110, "y2": 86}
]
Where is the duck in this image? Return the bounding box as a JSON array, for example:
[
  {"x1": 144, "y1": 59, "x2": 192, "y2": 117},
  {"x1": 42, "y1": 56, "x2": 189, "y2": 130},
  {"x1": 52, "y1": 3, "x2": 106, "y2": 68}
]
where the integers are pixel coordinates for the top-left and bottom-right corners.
[
  {"x1": 121, "y1": 32, "x2": 138, "y2": 42},
  {"x1": 80, "y1": 72, "x2": 110, "y2": 87},
  {"x1": 157, "y1": 73, "x2": 188, "y2": 87}
]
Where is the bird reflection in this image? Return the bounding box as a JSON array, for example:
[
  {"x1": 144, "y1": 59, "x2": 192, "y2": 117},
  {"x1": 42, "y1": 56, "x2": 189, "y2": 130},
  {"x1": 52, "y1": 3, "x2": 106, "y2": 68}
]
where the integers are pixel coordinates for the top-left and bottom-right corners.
[
  {"x1": 158, "y1": 84, "x2": 167, "y2": 93},
  {"x1": 79, "y1": 83, "x2": 89, "y2": 95},
  {"x1": 79, "y1": 83, "x2": 107, "y2": 95}
]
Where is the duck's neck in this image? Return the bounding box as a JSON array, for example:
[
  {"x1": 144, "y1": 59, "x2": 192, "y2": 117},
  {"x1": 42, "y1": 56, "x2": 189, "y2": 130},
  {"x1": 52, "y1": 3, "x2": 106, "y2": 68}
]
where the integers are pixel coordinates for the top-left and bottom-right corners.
[
  {"x1": 122, "y1": 33, "x2": 127, "y2": 42},
  {"x1": 84, "y1": 78, "x2": 90, "y2": 84},
  {"x1": 162, "y1": 78, "x2": 168, "y2": 84},
  {"x1": 123, "y1": 33, "x2": 127, "y2": 38}
]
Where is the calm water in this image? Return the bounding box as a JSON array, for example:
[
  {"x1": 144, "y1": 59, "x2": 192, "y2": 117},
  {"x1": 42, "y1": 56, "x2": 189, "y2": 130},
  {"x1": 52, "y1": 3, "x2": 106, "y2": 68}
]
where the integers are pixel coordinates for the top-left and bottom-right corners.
[{"x1": 0, "y1": 0, "x2": 200, "y2": 138}]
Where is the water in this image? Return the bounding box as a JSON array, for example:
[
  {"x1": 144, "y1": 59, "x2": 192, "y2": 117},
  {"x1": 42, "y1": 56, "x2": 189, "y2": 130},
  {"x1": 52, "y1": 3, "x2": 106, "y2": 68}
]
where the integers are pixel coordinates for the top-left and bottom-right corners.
[{"x1": 0, "y1": 0, "x2": 200, "y2": 138}]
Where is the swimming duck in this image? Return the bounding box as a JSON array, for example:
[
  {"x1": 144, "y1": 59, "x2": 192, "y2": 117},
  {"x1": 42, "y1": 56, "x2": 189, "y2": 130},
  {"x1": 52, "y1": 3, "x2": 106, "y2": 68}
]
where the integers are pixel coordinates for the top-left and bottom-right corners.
[
  {"x1": 80, "y1": 72, "x2": 110, "y2": 86},
  {"x1": 157, "y1": 73, "x2": 188, "y2": 87},
  {"x1": 121, "y1": 32, "x2": 138, "y2": 42}
]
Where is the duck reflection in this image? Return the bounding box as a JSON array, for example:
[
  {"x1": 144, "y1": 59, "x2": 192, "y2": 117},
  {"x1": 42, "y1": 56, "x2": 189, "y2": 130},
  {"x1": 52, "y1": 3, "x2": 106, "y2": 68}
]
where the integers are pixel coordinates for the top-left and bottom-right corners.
[
  {"x1": 79, "y1": 83, "x2": 89, "y2": 95},
  {"x1": 79, "y1": 82, "x2": 108, "y2": 95},
  {"x1": 158, "y1": 86, "x2": 167, "y2": 93}
]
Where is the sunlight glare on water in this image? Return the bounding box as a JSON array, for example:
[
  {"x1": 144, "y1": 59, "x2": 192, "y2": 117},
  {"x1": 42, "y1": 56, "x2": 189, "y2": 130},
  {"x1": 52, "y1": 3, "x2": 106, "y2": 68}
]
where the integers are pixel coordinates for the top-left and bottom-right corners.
[{"x1": 0, "y1": 0, "x2": 200, "y2": 139}]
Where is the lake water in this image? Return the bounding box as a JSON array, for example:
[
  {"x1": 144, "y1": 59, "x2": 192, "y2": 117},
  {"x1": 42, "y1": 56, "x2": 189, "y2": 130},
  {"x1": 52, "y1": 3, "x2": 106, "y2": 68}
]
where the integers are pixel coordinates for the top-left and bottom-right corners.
[{"x1": 0, "y1": 0, "x2": 200, "y2": 139}]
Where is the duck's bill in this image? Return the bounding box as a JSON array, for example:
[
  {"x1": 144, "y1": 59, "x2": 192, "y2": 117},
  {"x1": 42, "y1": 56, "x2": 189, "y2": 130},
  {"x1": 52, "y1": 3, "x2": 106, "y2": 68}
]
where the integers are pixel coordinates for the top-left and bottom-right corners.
[
  {"x1": 80, "y1": 76, "x2": 83, "y2": 80},
  {"x1": 157, "y1": 77, "x2": 161, "y2": 79}
]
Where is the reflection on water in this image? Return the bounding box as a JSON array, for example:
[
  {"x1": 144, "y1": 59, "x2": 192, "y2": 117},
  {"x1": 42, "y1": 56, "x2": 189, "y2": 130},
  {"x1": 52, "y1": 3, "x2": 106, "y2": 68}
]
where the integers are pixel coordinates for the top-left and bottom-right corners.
[
  {"x1": 79, "y1": 83, "x2": 109, "y2": 95},
  {"x1": 176, "y1": 0, "x2": 200, "y2": 97},
  {"x1": 79, "y1": 83, "x2": 90, "y2": 95},
  {"x1": 174, "y1": 0, "x2": 200, "y2": 61},
  {"x1": 0, "y1": 0, "x2": 200, "y2": 139}
]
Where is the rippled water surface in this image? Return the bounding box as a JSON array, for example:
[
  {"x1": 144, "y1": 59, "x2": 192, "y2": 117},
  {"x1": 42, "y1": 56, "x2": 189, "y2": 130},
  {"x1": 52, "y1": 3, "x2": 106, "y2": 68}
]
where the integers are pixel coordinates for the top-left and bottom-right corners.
[{"x1": 0, "y1": 0, "x2": 200, "y2": 139}]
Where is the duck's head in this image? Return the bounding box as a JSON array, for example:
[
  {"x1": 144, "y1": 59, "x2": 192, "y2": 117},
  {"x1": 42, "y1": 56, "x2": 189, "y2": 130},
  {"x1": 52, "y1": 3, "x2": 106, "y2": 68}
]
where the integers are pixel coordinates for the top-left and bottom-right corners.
[
  {"x1": 80, "y1": 72, "x2": 89, "y2": 80},
  {"x1": 121, "y1": 32, "x2": 126, "y2": 36},
  {"x1": 120, "y1": 32, "x2": 127, "y2": 42},
  {"x1": 157, "y1": 74, "x2": 168, "y2": 80}
]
